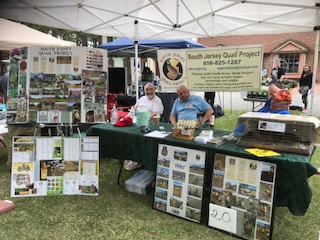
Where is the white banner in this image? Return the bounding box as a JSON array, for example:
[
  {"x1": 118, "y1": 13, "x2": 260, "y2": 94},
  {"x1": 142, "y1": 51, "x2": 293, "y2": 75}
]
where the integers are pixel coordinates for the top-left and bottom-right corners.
[{"x1": 186, "y1": 45, "x2": 263, "y2": 91}]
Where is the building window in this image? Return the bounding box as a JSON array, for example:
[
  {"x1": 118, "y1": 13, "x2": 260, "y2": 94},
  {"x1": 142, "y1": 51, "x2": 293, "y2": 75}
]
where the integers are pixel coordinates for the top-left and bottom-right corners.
[{"x1": 279, "y1": 53, "x2": 300, "y2": 73}]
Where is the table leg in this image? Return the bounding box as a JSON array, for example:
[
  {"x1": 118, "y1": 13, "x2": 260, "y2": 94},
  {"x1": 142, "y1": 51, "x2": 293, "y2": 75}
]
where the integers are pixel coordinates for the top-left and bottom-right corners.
[{"x1": 117, "y1": 160, "x2": 124, "y2": 185}]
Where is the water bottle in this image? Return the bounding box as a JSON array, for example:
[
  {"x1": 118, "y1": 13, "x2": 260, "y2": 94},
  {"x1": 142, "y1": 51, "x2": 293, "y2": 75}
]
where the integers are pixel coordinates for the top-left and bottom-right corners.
[{"x1": 110, "y1": 105, "x2": 118, "y2": 124}]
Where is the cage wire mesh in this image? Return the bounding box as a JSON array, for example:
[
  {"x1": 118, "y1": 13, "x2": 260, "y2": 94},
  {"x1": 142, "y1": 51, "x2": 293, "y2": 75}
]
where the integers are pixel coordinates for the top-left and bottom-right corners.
[{"x1": 238, "y1": 118, "x2": 314, "y2": 155}]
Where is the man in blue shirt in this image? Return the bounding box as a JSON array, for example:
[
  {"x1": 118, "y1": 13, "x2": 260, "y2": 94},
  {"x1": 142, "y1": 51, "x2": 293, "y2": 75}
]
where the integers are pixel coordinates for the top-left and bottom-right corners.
[
  {"x1": 259, "y1": 84, "x2": 291, "y2": 114},
  {"x1": 170, "y1": 85, "x2": 213, "y2": 127},
  {"x1": 234, "y1": 85, "x2": 292, "y2": 133}
]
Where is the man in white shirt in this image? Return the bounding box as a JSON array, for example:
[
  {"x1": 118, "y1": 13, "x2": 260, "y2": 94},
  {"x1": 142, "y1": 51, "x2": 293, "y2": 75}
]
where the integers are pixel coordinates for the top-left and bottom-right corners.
[{"x1": 126, "y1": 82, "x2": 164, "y2": 120}]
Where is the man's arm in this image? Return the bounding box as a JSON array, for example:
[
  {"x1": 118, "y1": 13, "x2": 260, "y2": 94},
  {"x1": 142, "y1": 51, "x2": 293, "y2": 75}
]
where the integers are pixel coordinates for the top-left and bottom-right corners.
[
  {"x1": 169, "y1": 113, "x2": 177, "y2": 128},
  {"x1": 202, "y1": 107, "x2": 214, "y2": 124}
]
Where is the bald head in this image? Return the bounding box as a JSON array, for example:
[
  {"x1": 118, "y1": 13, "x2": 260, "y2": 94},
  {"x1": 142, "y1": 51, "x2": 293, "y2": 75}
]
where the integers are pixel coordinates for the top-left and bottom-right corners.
[
  {"x1": 144, "y1": 82, "x2": 156, "y2": 99},
  {"x1": 177, "y1": 85, "x2": 190, "y2": 102}
]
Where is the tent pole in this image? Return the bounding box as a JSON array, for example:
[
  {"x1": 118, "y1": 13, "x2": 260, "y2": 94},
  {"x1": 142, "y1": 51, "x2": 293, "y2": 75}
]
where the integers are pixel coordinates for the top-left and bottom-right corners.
[
  {"x1": 310, "y1": 28, "x2": 320, "y2": 115},
  {"x1": 134, "y1": 20, "x2": 139, "y2": 103},
  {"x1": 135, "y1": 41, "x2": 139, "y2": 103}
]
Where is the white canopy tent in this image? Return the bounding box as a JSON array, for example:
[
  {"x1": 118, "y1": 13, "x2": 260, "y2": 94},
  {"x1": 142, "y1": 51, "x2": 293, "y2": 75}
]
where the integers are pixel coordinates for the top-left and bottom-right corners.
[
  {"x1": 0, "y1": 18, "x2": 76, "y2": 50},
  {"x1": 0, "y1": 0, "x2": 319, "y2": 113}
]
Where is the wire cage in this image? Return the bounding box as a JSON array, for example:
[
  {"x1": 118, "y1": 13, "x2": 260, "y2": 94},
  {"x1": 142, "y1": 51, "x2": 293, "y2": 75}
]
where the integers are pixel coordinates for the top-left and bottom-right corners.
[{"x1": 237, "y1": 118, "x2": 315, "y2": 155}]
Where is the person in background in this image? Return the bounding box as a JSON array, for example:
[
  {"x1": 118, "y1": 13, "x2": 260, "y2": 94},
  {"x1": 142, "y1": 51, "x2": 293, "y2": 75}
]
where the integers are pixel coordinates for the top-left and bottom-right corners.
[
  {"x1": 270, "y1": 61, "x2": 286, "y2": 85},
  {"x1": 299, "y1": 65, "x2": 313, "y2": 112},
  {"x1": 170, "y1": 85, "x2": 214, "y2": 127},
  {"x1": 125, "y1": 82, "x2": 164, "y2": 120},
  {"x1": 204, "y1": 92, "x2": 215, "y2": 108},
  {"x1": 0, "y1": 71, "x2": 8, "y2": 103}
]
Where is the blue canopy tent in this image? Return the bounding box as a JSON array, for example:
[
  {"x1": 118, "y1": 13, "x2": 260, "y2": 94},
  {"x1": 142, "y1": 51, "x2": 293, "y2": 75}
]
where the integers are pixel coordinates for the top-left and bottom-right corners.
[
  {"x1": 99, "y1": 38, "x2": 206, "y2": 122},
  {"x1": 99, "y1": 38, "x2": 206, "y2": 57},
  {"x1": 99, "y1": 37, "x2": 206, "y2": 106}
]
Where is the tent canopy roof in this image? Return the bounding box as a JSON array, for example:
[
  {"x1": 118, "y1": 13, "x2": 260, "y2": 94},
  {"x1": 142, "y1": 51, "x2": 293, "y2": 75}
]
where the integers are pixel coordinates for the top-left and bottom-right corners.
[
  {"x1": 99, "y1": 38, "x2": 206, "y2": 57},
  {"x1": 0, "y1": 1, "x2": 318, "y2": 41},
  {"x1": 0, "y1": 17, "x2": 76, "y2": 50}
]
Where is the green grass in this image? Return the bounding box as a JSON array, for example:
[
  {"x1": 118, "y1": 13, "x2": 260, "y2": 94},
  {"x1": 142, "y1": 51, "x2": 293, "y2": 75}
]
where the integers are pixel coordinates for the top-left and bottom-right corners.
[{"x1": 0, "y1": 110, "x2": 319, "y2": 240}]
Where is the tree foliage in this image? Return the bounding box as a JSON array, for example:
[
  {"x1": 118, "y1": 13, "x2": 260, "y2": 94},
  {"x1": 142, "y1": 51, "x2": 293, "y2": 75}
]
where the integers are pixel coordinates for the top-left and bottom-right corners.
[{"x1": 23, "y1": 23, "x2": 101, "y2": 47}]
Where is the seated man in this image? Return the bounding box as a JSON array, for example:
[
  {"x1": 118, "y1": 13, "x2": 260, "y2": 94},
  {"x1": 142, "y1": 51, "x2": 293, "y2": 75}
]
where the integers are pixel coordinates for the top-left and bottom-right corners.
[
  {"x1": 170, "y1": 85, "x2": 214, "y2": 127},
  {"x1": 258, "y1": 84, "x2": 291, "y2": 114},
  {"x1": 123, "y1": 82, "x2": 164, "y2": 171},
  {"x1": 234, "y1": 85, "x2": 292, "y2": 133},
  {"x1": 126, "y1": 82, "x2": 164, "y2": 120}
]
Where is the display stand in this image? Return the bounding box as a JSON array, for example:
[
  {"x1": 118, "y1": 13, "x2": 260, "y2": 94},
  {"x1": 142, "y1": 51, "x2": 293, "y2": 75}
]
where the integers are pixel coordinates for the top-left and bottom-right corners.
[
  {"x1": 153, "y1": 143, "x2": 277, "y2": 240},
  {"x1": 34, "y1": 123, "x2": 80, "y2": 137},
  {"x1": 243, "y1": 98, "x2": 267, "y2": 112}
]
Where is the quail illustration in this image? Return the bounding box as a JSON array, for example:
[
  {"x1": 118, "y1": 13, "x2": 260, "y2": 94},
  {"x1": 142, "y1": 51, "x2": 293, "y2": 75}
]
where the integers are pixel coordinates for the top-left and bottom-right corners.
[{"x1": 166, "y1": 59, "x2": 181, "y2": 76}]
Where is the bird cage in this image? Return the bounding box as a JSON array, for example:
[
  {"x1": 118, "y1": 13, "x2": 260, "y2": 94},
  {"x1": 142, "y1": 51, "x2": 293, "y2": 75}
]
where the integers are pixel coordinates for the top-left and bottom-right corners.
[{"x1": 236, "y1": 113, "x2": 316, "y2": 155}]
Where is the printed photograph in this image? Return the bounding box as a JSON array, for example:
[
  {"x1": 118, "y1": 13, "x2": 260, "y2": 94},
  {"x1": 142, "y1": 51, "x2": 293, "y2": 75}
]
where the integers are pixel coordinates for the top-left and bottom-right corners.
[
  {"x1": 224, "y1": 180, "x2": 237, "y2": 193},
  {"x1": 185, "y1": 208, "x2": 201, "y2": 222},
  {"x1": 214, "y1": 153, "x2": 226, "y2": 171},
  {"x1": 188, "y1": 173, "x2": 204, "y2": 186},
  {"x1": 239, "y1": 183, "x2": 257, "y2": 198},
  {"x1": 261, "y1": 163, "x2": 276, "y2": 183},
  {"x1": 172, "y1": 181, "x2": 183, "y2": 198},
  {"x1": 189, "y1": 163, "x2": 205, "y2": 175},
  {"x1": 173, "y1": 149, "x2": 188, "y2": 161},
  {"x1": 172, "y1": 170, "x2": 186, "y2": 182},
  {"x1": 155, "y1": 188, "x2": 168, "y2": 200},
  {"x1": 154, "y1": 198, "x2": 167, "y2": 212},
  {"x1": 257, "y1": 202, "x2": 271, "y2": 223},
  {"x1": 259, "y1": 182, "x2": 273, "y2": 202},
  {"x1": 157, "y1": 167, "x2": 169, "y2": 178},
  {"x1": 256, "y1": 221, "x2": 271, "y2": 240},
  {"x1": 157, "y1": 158, "x2": 170, "y2": 168},
  {"x1": 188, "y1": 185, "x2": 203, "y2": 199},
  {"x1": 212, "y1": 172, "x2": 224, "y2": 189},
  {"x1": 170, "y1": 196, "x2": 183, "y2": 209},
  {"x1": 156, "y1": 177, "x2": 169, "y2": 189}
]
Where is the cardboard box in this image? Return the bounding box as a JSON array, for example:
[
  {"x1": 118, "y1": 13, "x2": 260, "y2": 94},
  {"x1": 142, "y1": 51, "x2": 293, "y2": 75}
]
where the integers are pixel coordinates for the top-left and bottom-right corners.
[{"x1": 125, "y1": 170, "x2": 155, "y2": 195}]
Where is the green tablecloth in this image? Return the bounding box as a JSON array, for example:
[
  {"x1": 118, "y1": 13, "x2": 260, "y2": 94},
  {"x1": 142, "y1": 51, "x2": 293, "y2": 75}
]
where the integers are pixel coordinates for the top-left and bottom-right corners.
[{"x1": 86, "y1": 122, "x2": 318, "y2": 216}]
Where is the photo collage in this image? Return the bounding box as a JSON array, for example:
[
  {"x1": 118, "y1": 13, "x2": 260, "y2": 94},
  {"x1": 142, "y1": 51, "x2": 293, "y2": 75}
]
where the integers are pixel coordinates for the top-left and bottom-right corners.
[
  {"x1": 209, "y1": 153, "x2": 276, "y2": 240},
  {"x1": 11, "y1": 136, "x2": 99, "y2": 197},
  {"x1": 7, "y1": 46, "x2": 108, "y2": 124},
  {"x1": 154, "y1": 144, "x2": 206, "y2": 223}
]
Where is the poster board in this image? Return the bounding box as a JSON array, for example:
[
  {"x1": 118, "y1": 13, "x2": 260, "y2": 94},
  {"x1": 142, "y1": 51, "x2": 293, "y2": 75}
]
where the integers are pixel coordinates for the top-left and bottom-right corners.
[
  {"x1": 209, "y1": 153, "x2": 277, "y2": 240},
  {"x1": 7, "y1": 46, "x2": 108, "y2": 124},
  {"x1": 153, "y1": 144, "x2": 206, "y2": 223},
  {"x1": 11, "y1": 136, "x2": 99, "y2": 197},
  {"x1": 186, "y1": 45, "x2": 263, "y2": 91}
]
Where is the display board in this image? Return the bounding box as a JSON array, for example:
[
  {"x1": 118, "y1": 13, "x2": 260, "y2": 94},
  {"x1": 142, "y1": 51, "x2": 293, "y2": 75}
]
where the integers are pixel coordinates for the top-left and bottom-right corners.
[
  {"x1": 11, "y1": 136, "x2": 99, "y2": 197},
  {"x1": 7, "y1": 46, "x2": 108, "y2": 124},
  {"x1": 153, "y1": 144, "x2": 206, "y2": 223},
  {"x1": 153, "y1": 144, "x2": 277, "y2": 240},
  {"x1": 209, "y1": 153, "x2": 276, "y2": 240}
]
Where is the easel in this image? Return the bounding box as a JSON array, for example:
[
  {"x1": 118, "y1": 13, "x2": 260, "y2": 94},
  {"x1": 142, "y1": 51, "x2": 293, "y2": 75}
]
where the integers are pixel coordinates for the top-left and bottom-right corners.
[{"x1": 34, "y1": 123, "x2": 80, "y2": 137}]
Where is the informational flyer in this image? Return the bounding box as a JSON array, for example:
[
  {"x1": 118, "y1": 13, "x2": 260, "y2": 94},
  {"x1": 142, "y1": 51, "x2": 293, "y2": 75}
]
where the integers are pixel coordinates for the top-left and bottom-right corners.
[
  {"x1": 186, "y1": 45, "x2": 263, "y2": 91},
  {"x1": 7, "y1": 46, "x2": 108, "y2": 124},
  {"x1": 11, "y1": 136, "x2": 99, "y2": 197},
  {"x1": 153, "y1": 144, "x2": 206, "y2": 223},
  {"x1": 209, "y1": 153, "x2": 276, "y2": 240}
]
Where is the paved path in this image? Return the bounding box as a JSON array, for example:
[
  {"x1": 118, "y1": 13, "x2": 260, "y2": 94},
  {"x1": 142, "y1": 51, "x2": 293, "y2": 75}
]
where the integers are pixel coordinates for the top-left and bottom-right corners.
[{"x1": 211, "y1": 83, "x2": 320, "y2": 117}]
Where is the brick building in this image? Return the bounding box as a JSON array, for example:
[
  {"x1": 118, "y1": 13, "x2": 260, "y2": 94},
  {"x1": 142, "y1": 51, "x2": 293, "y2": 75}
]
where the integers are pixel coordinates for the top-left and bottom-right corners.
[{"x1": 199, "y1": 31, "x2": 319, "y2": 83}]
